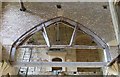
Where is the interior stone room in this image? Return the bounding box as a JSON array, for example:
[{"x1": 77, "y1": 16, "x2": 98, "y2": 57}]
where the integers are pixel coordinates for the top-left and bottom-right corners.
[{"x1": 0, "y1": 1, "x2": 120, "y2": 76}]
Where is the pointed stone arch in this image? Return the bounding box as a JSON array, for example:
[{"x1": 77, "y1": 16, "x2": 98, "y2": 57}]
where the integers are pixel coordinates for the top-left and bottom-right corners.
[{"x1": 10, "y1": 16, "x2": 111, "y2": 62}]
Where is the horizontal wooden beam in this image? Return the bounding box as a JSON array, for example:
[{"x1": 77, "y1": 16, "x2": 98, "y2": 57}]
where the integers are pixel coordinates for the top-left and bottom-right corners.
[
  {"x1": 19, "y1": 45, "x2": 102, "y2": 49},
  {"x1": 11, "y1": 62, "x2": 108, "y2": 67}
]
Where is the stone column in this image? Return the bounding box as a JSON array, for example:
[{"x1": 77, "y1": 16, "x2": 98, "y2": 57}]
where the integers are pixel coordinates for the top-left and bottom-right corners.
[
  {"x1": 0, "y1": 43, "x2": 2, "y2": 62},
  {"x1": 116, "y1": 2, "x2": 120, "y2": 77},
  {"x1": 109, "y1": 1, "x2": 120, "y2": 76},
  {"x1": 0, "y1": 2, "x2": 2, "y2": 62}
]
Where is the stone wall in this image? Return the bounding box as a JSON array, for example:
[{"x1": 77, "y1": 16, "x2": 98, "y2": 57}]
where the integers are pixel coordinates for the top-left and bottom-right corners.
[
  {"x1": 76, "y1": 49, "x2": 100, "y2": 62},
  {"x1": 109, "y1": 46, "x2": 119, "y2": 59}
]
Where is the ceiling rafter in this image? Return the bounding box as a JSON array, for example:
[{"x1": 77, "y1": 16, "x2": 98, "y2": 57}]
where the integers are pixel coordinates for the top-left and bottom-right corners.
[
  {"x1": 42, "y1": 24, "x2": 51, "y2": 47},
  {"x1": 69, "y1": 25, "x2": 77, "y2": 46}
]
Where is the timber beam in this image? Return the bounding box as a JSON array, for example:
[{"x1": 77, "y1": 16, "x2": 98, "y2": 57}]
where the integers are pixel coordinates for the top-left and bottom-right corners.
[
  {"x1": 42, "y1": 25, "x2": 51, "y2": 47},
  {"x1": 19, "y1": 45, "x2": 102, "y2": 49},
  {"x1": 11, "y1": 62, "x2": 108, "y2": 67},
  {"x1": 69, "y1": 25, "x2": 77, "y2": 46}
]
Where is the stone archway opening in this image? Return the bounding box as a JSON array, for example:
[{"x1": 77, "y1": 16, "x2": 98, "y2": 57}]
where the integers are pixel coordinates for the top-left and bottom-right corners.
[
  {"x1": 52, "y1": 57, "x2": 63, "y2": 75},
  {"x1": 52, "y1": 57, "x2": 62, "y2": 62}
]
